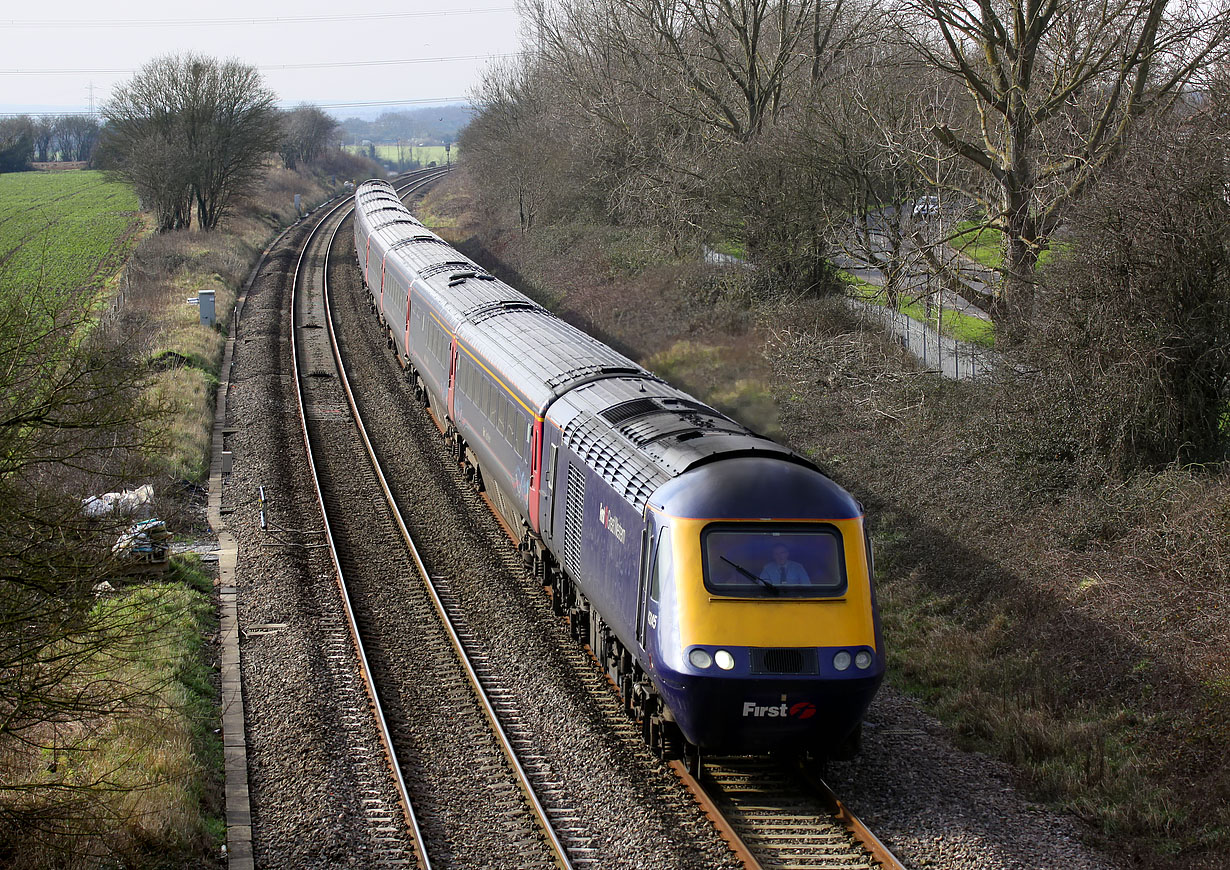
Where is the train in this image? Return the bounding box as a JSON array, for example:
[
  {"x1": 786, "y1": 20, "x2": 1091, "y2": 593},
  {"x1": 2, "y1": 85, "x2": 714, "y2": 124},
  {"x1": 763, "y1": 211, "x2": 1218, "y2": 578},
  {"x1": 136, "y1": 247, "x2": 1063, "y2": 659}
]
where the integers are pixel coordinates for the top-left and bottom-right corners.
[{"x1": 352, "y1": 178, "x2": 884, "y2": 767}]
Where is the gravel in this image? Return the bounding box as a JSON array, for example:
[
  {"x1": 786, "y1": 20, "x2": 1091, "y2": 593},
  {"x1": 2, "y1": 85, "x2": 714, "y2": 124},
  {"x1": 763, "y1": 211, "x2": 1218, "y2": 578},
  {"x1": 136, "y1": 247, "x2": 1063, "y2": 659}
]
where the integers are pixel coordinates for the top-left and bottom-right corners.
[
  {"x1": 222, "y1": 223, "x2": 417, "y2": 868},
  {"x1": 828, "y1": 688, "x2": 1121, "y2": 869}
]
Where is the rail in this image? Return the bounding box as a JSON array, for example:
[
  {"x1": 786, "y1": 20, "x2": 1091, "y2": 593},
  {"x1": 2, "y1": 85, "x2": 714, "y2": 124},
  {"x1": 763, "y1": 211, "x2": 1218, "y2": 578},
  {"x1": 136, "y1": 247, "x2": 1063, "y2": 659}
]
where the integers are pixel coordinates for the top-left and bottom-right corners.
[{"x1": 291, "y1": 167, "x2": 574, "y2": 869}]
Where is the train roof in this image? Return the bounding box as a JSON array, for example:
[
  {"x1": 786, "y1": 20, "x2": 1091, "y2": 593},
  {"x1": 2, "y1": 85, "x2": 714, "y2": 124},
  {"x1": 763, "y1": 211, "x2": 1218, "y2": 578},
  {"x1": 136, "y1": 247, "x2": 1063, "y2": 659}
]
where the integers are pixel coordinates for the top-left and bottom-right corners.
[
  {"x1": 353, "y1": 180, "x2": 853, "y2": 519},
  {"x1": 355, "y1": 181, "x2": 539, "y2": 329},
  {"x1": 546, "y1": 376, "x2": 807, "y2": 512},
  {"x1": 650, "y1": 455, "x2": 863, "y2": 521},
  {"x1": 456, "y1": 307, "x2": 645, "y2": 411}
]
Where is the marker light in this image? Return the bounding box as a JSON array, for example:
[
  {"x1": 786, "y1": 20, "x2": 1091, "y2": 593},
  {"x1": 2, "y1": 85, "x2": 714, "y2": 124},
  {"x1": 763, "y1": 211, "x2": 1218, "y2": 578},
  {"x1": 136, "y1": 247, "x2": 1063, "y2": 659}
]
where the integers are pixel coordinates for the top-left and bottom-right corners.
[
  {"x1": 833, "y1": 651, "x2": 852, "y2": 671},
  {"x1": 689, "y1": 648, "x2": 713, "y2": 669},
  {"x1": 855, "y1": 650, "x2": 874, "y2": 670},
  {"x1": 714, "y1": 650, "x2": 735, "y2": 670}
]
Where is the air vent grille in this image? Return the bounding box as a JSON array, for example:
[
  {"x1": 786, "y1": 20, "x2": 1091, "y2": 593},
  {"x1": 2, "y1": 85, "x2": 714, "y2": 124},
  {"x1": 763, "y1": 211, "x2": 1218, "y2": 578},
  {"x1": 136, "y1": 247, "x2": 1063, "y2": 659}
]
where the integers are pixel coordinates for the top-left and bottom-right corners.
[
  {"x1": 419, "y1": 260, "x2": 477, "y2": 278},
  {"x1": 601, "y1": 398, "x2": 660, "y2": 426},
  {"x1": 749, "y1": 648, "x2": 819, "y2": 675}
]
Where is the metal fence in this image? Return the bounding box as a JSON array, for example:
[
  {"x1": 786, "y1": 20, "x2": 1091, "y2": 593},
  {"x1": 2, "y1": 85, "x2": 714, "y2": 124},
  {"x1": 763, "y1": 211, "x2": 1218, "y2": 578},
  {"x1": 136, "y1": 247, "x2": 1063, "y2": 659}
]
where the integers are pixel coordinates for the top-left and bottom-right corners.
[{"x1": 848, "y1": 299, "x2": 994, "y2": 380}]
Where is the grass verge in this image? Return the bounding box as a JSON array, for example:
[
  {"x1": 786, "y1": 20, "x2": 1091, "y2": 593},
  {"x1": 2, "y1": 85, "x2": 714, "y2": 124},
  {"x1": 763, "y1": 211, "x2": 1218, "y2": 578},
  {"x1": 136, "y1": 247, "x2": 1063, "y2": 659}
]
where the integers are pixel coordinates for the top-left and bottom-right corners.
[
  {"x1": 841, "y1": 271, "x2": 996, "y2": 347},
  {"x1": 0, "y1": 557, "x2": 222, "y2": 868}
]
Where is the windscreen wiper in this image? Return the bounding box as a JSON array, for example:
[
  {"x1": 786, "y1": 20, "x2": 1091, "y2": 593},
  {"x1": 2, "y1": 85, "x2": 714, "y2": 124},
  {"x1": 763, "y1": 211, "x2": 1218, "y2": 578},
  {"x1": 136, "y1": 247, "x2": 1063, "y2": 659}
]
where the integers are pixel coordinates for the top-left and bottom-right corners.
[{"x1": 721, "y1": 556, "x2": 779, "y2": 595}]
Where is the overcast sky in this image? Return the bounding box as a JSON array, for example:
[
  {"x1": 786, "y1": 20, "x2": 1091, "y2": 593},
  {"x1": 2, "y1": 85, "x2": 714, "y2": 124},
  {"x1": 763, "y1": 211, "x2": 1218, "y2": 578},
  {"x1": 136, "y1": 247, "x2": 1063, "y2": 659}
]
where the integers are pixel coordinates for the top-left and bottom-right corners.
[{"x1": 1, "y1": 1, "x2": 523, "y2": 116}]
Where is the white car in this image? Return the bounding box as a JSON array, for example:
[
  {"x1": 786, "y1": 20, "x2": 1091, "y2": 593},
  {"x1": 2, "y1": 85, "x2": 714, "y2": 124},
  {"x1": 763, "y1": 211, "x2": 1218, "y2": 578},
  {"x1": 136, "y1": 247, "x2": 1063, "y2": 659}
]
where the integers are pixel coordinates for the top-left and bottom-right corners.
[{"x1": 912, "y1": 195, "x2": 940, "y2": 219}]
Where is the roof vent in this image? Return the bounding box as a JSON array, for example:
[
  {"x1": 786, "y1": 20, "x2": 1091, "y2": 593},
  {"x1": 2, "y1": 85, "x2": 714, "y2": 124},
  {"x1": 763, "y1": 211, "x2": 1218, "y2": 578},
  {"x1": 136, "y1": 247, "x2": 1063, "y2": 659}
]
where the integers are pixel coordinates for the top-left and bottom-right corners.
[{"x1": 601, "y1": 398, "x2": 660, "y2": 426}]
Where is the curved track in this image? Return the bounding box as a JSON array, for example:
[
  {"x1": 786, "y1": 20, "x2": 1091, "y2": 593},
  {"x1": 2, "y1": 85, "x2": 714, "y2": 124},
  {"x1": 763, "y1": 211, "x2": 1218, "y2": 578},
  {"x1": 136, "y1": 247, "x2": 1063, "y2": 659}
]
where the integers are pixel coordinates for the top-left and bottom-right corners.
[{"x1": 289, "y1": 171, "x2": 572, "y2": 869}]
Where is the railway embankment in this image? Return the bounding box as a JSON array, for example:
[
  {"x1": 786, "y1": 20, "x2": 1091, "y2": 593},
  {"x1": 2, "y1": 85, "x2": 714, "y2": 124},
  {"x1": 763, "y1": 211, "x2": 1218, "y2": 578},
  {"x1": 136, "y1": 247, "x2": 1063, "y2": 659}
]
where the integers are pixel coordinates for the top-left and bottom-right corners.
[
  {"x1": 419, "y1": 167, "x2": 1229, "y2": 870},
  {"x1": 0, "y1": 158, "x2": 375, "y2": 866}
]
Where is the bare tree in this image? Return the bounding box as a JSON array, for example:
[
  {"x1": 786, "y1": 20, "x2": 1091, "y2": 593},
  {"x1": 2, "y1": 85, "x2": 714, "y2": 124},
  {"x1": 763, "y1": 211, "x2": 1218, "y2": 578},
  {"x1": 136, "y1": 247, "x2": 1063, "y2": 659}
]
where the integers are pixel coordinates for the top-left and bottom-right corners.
[
  {"x1": 100, "y1": 54, "x2": 280, "y2": 231},
  {"x1": 0, "y1": 270, "x2": 176, "y2": 854},
  {"x1": 895, "y1": 0, "x2": 1230, "y2": 315},
  {"x1": 54, "y1": 115, "x2": 102, "y2": 164},
  {"x1": 31, "y1": 116, "x2": 55, "y2": 163},
  {"x1": 529, "y1": 0, "x2": 818, "y2": 142},
  {"x1": 1013, "y1": 115, "x2": 1230, "y2": 470},
  {"x1": 463, "y1": 61, "x2": 602, "y2": 232},
  {"x1": 279, "y1": 104, "x2": 338, "y2": 170}
]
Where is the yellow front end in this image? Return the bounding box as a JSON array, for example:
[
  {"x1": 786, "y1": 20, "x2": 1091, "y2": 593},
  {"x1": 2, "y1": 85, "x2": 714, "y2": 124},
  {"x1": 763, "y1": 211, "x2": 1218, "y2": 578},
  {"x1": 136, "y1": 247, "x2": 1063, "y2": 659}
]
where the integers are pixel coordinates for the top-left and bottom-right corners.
[{"x1": 669, "y1": 516, "x2": 879, "y2": 651}]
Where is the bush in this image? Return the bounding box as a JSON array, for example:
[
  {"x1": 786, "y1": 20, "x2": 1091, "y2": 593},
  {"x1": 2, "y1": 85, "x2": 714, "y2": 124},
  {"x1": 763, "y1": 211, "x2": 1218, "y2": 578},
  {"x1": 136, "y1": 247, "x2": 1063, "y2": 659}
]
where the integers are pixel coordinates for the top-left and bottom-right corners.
[{"x1": 1005, "y1": 122, "x2": 1230, "y2": 475}]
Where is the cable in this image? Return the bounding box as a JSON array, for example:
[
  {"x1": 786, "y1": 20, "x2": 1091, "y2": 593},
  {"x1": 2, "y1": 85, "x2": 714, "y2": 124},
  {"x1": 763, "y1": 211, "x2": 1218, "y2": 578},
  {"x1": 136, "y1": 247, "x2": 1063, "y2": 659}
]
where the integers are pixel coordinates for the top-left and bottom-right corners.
[
  {"x1": 0, "y1": 96, "x2": 470, "y2": 118},
  {"x1": 2, "y1": 7, "x2": 516, "y2": 27},
  {"x1": 0, "y1": 53, "x2": 518, "y2": 76}
]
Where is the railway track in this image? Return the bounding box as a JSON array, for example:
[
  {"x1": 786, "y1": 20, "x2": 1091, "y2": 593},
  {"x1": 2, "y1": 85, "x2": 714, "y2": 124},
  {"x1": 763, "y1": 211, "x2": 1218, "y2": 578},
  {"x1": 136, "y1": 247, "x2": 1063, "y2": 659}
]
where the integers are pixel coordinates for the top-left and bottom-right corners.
[
  {"x1": 673, "y1": 759, "x2": 904, "y2": 870},
  {"x1": 271, "y1": 169, "x2": 904, "y2": 869},
  {"x1": 288, "y1": 170, "x2": 573, "y2": 869}
]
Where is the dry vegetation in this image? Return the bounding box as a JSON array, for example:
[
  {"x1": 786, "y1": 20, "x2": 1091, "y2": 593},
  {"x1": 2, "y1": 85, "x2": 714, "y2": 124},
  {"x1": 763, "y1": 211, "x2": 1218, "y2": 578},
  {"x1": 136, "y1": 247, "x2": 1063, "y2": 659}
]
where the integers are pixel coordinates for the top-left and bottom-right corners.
[
  {"x1": 422, "y1": 168, "x2": 1230, "y2": 869},
  {"x1": 0, "y1": 150, "x2": 379, "y2": 869}
]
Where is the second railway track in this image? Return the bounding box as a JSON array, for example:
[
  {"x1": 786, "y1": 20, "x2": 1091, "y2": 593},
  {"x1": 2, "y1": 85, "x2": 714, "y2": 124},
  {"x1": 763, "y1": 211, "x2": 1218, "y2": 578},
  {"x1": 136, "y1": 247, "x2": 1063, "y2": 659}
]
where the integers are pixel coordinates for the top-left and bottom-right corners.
[{"x1": 290, "y1": 172, "x2": 572, "y2": 869}]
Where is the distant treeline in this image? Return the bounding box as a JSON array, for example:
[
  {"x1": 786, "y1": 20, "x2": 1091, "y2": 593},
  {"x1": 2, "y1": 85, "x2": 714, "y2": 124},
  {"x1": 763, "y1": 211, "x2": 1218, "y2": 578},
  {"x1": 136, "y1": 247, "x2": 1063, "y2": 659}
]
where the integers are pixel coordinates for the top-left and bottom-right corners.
[
  {"x1": 0, "y1": 113, "x2": 101, "y2": 171},
  {"x1": 337, "y1": 104, "x2": 471, "y2": 147}
]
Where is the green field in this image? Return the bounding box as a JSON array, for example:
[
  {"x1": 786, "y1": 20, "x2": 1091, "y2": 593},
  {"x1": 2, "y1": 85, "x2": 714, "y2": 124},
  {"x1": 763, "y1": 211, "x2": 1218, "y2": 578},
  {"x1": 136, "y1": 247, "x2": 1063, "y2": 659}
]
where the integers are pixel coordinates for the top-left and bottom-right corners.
[
  {"x1": 344, "y1": 143, "x2": 455, "y2": 166},
  {"x1": 0, "y1": 170, "x2": 142, "y2": 298}
]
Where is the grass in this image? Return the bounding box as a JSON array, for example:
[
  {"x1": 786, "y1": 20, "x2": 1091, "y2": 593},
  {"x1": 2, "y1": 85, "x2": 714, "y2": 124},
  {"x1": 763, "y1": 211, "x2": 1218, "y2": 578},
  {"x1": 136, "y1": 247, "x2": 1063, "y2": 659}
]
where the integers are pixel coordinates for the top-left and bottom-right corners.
[
  {"x1": 149, "y1": 367, "x2": 216, "y2": 480},
  {"x1": 124, "y1": 164, "x2": 342, "y2": 481},
  {"x1": 951, "y1": 220, "x2": 1062, "y2": 271},
  {"x1": 951, "y1": 220, "x2": 1003, "y2": 269},
  {"x1": 875, "y1": 544, "x2": 1174, "y2": 837},
  {"x1": 344, "y1": 143, "x2": 454, "y2": 167},
  {"x1": 841, "y1": 271, "x2": 996, "y2": 348},
  {"x1": 0, "y1": 170, "x2": 143, "y2": 300},
  {"x1": 0, "y1": 161, "x2": 359, "y2": 867},
  {"x1": 0, "y1": 557, "x2": 222, "y2": 866},
  {"x1": 711, "y1": 239, "x2": 747, "y2": 259}
]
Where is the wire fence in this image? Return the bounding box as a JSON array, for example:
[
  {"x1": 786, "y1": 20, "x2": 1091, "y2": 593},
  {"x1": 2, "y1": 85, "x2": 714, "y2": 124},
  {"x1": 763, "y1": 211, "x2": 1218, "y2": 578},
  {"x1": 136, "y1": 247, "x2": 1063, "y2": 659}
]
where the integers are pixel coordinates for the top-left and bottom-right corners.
[{"x1": 847, "y1": 298, "x2": 994, "y2": 380}]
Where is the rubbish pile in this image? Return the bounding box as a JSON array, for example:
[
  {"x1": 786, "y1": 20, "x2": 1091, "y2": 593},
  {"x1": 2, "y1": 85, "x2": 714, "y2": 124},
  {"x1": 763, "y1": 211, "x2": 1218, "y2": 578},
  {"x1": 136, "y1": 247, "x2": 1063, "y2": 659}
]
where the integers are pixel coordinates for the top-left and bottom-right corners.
[{"x1": 112, "y1": 518, "x2": 172, "y2": 570}]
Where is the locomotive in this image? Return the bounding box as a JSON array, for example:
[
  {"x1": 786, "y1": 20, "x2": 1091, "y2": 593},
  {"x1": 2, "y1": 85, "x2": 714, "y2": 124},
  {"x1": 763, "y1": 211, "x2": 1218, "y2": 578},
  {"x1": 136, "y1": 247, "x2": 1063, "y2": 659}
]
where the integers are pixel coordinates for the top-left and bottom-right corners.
[{"x1": 353, "y1": 179, "x2": 883, "y2": 766}]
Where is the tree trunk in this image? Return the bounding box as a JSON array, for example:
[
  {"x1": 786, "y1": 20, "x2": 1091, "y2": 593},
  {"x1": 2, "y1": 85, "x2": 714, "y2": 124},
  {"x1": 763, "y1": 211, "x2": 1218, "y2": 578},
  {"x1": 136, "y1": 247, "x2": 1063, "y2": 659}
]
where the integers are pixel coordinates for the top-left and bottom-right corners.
[{"x1": 998, "y1": 136, "x2": 1040, "y2": 320}]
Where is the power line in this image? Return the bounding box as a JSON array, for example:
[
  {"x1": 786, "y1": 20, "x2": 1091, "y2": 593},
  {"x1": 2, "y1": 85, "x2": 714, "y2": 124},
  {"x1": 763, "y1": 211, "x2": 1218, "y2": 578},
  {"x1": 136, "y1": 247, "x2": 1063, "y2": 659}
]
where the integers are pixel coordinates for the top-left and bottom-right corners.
[
  {"x1": 0, "y1": 53, "x2": 518, "y2": 76},
  {"x1": 0, "y1": 96, "x2": 471, "y2": 118},
  {"x1": 303, "y1": 97, "x2": 471, "y2": 110},
  {"x1": 2, "y1": 7, "x2": 515, "y2": 28}
]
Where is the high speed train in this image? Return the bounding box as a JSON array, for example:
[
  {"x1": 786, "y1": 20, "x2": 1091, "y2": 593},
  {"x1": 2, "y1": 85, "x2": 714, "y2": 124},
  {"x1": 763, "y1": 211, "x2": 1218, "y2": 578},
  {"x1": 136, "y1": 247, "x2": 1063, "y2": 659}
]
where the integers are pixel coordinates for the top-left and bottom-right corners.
[{"x1": 353, "y1": 178, "x2": 884, "y2": 766}]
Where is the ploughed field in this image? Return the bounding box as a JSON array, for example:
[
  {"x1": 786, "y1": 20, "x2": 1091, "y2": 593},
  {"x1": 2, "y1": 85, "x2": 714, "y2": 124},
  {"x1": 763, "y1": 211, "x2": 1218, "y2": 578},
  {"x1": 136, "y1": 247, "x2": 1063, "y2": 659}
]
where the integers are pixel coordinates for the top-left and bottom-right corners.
[{"x1": 0, "y1": 170, "x2": 142, "y2": 296}]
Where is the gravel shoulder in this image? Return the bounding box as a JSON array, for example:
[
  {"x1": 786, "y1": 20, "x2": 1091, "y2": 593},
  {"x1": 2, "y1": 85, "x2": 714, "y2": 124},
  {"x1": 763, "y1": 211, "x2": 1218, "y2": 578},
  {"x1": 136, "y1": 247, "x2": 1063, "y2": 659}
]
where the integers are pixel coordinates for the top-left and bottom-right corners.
[{"x1": 829, "y1": 688, "x2": 1120, "y2": 869}]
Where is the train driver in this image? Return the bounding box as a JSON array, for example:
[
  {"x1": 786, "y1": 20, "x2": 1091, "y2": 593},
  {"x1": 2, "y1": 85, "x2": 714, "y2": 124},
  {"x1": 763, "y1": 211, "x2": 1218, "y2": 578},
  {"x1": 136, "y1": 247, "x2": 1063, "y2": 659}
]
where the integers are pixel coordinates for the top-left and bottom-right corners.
[{"x1": 760, "y1": 543, "x2": 810, "y2": 585}]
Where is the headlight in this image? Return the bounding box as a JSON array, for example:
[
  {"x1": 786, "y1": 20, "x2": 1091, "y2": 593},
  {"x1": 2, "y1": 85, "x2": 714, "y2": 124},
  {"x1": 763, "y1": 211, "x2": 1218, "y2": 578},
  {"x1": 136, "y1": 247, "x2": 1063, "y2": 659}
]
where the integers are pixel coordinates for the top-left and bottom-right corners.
[
  {"x1": 855, "y1": 650, "x2": 873, "y2": 670},
  {"x1": 689, "y1": 648, "x2": 713, "y2": 669},
  {"x1": 714, "y1": 649, "x2": 735, "y2": 670},
  {"x1": 833, "y1": 650, "x2": 852, "y2": 671}
]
